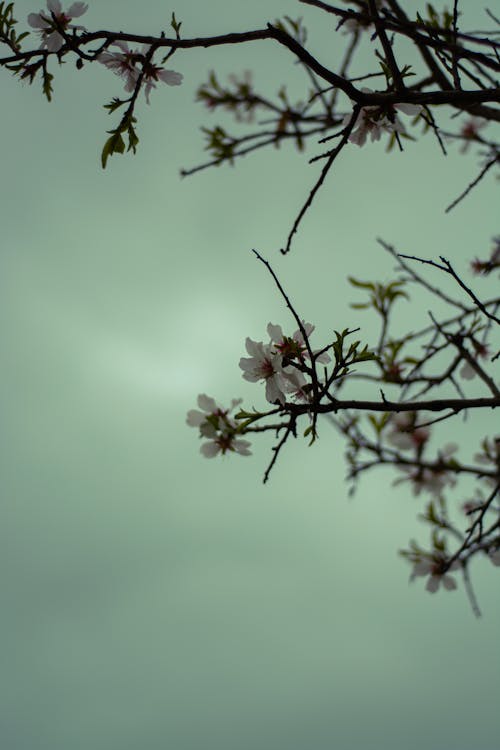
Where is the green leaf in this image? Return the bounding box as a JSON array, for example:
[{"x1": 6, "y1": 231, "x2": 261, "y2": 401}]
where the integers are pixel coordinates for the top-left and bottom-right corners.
[
  {"x1": 348, "y1": 277, "x2": 375, "y2": 290},
  {"x1": 170, "y1": 11, "x2": 182, "y2": 36},
  {"x1": 303, "y1": 425, "x2": 317, "y2": 445},
  {"x1": 101, "y1": 131, "x2": 125, "y2": 169},
  {"x1": 42, "y1": 70, "x2": 54, "y2": 102},
  {"x1": 103, "y1": 97, "x2": 126, "y2": 114}
]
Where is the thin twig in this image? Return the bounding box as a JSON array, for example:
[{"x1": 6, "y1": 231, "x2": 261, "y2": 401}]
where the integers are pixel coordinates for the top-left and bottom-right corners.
[{"x1": 445, "y1": 153, "x2": 499, "y2": 212}]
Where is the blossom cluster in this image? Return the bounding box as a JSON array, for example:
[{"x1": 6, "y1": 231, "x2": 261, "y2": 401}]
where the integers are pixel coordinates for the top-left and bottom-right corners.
[
  {"x1": 27, "y1": 1, "x2": 183, "y2": 102},
  {"x1": 28, "y1": 0, "x2": 87, "y2": 51},
  {"x1": 387, "y1": 413, "x2": 458, "y2": 498},
  {"x1": 410, "y1": 555, "x2": 460, "y2": 593},
  {"x1": 186, "y1": 394, "x2": 251, "y2": 458},
  {"x1": 343, "y1": 89, "x2": 422, "y2": 147},
  {"x1": 239, "y1": 322, "x2": 330, "y2": 405},
  {"x1": 99, "y1": 42, "x2": 183, "y2": 103},
  {"x1": 187, "y1": 321, "x2": 329, "y2": 455}
]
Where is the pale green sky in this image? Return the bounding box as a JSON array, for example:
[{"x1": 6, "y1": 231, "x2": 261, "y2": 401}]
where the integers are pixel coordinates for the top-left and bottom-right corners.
[{"x1": 1, "y1": 2, "x2": 499, "y2": 749}]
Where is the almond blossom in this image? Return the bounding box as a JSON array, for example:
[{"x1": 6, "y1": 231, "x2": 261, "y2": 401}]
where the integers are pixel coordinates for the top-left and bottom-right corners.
[
  {"x1": 186, "y1": 394, "x2": 251, "y2": 458},
  {"x1": 394, "y1": 444, "x2": 458, "y2": 498},
  {"x1": 410, "y1": 557, "x2": 460, "y2": 593},
  {"x1": 400, "y1": 467, "x2": 456, "y2": 498},
  {"x1": 99, "y1": 42, "x2": 183, "y2": 103},
  {"x1": 239, "y1": 338, "x2": 290, "y2": 405},
  {"x1": 387, "y1": 411, "x2": 429, "y2": 451},
  {"x1": 343, "y1": 89, "x2": 422, "y2": 147},
  {"x1": 28, "y1": 0, "x2": 87, "y2": 52},
  {"x1": 98, "y1": 41, "x2": 138, "y2": 94},
  {"x1": 267, "y1": 322, "x2": 330, "y2": 365}
]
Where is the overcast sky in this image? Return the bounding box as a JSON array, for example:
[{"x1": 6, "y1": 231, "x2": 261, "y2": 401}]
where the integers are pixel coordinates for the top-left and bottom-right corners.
[{"x1": 1, "y1": 2, "x2": 499, "y2": 749}]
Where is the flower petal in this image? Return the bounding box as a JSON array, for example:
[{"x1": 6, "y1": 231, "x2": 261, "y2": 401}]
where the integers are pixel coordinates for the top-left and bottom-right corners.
[
  {"x1": 265, "y1": 377, "x2": 285, "y2": 405},
  {"x1": 47, "y1": 0, "x2": 62, "y2": 14},
  {"x1": 425, "y1": 576, "x2": 440, "y2": 593},
  {"x1": 158, "y1": 69, "x2": 183, "y2": 86},
  {"x1": 395, "y1": 103, "x2": 422, "y2": 116},
  {"x1": 267, "y1": 323, "x2": 283, "y2": 342},
  {"x1": 233, "y1": 439, "x2": 252, "y2": 456},
  {"x1": 412, "y1": 561, "x2": 431, "y2": 578},
  {"x1": 186, "y1": 409, "x2": 205, "y2": 427},
  {"x1": 442, "y1": 575, "x2": 457, "y2": 591},
  {"x1": 200, "y1": 441, "x2": 220, "y2": 458},
  {"x1": 239, "y1": 357, "x2": 259, "y2": 379},
  {"x1": 67, "y1": 1, "x2": 88, "y2": 18},
  {"x1": 197, "y1": 394, "x2": 217, "y2": 413},
  {"x1": 27, "y1": 12, "x2": 48, "y2": 28},
  {"x1": 45, "y1": 30, "x2": 64, "y2": 51}
]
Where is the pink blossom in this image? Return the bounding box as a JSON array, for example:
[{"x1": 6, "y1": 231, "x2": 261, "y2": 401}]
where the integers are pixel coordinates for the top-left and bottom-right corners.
[
  {"x1": 411, "y1": 557, "x2": 460, "y2": 593},
  {"x1": 28, "y1": 0, "x2": 87, "y2": 52},
  {"x1": 186, "y1": 394, "x2": 251, "y2": 458},
  {"x1": 398, "y1": 443, "x2": 458, "y2": 497},
  {"x1": 387, "y1": 411, "x2": 430, "y2": 451},
  {"x1": 343, "y1": 89, "x2": 422, "y2": 147},
  {"x1": 99, "y1": 42, "x2": 183, "y2": 102},
  {"x1": 267, "y1": 322, "x2": 330, "y2": 365},
  {"x1": 239, "y1": 338, "x2": 289, "y2": 405},
  {"x1": 98, "y1": 42, "x2": 138, "y2": 93}
]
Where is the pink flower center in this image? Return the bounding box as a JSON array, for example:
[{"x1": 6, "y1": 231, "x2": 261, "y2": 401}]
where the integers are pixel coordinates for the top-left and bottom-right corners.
[
  {"x1": 258, "y1": 358, "x2": 276, "y2": 380},
  {"x1": 217, "y1": 434, "x2": 233, "y2": 454}
]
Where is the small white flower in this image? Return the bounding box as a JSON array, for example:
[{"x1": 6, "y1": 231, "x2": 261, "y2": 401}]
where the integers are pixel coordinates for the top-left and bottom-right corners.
[
  {"x1": 267, "y1": 321, "x2": 330, "y2": 365},
  {"x1": 186, "y1": 394, "x2": 251, "y2": 458},
  {"x1": 282, "y1": 369, "x2": 311, "y2": 402},
  {"x1": 28, "y1": 0, "x2": 88, "y2": 52},
  {"x1": 411, "y1": 558, "x2": 460, "y2": 593},
  {"x1": 138, "y1": 44, "x2": 183, "y2": 104},
  {"x1": 394, "y1": 466, "x2": 456, "y2": 498},
  {"x1": 186, "y1": 393, "x2": 241, "y2": 430},
  {"x1": 239, "y1": 338, "x2": 289, "y2": 405},
  {"x1": 343, "y1": 89, "x2": 422, "y2": 147},
  {"x1": 200, "y1": 434, "x2": 252, "y2": 458},
  {"x1": 98, "y1": 41, "x2": 138, "y2": 93},
  {"x1": 387, "y1": 412, "x2": 430, "y2": 451},
  {"x1": 99, "y1": 42, "x2": 183, "y2": 102}
]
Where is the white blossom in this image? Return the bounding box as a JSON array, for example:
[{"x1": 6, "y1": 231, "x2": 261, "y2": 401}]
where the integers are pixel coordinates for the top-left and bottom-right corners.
[
  {"x1": 411, "y1": 558, "x2": 460, "y2": 593},
  {"x1": 239, "y1": 338, "x2": 289, "y2": 405},
  {"x1": 28, "y1": 0, "x2": 87, "y2": 52},
  {"x1": 394, "y1": 465, "x2": 456, "y2": 498},
  {"x1": 387, "y1": 412, "x2": 429, "y2": 451},
  {"x1": 99, "y1": 42, "x2": 183, "y2": 102},
  {"x1": 343, "y1": 89, "x2": 422, "y2": 147},
  {"x1": 98, "y1": 41, "x2": 138, "y2": 93},
  {"x1": 200, "y1": 434, "x2": 252, "y2": 459},
  {"x1": 186, "y1": 394, "x2": 251, "y2": 458},
  {"x1": 267, "y1": 321, "x2": 330, "y2": 364}
]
